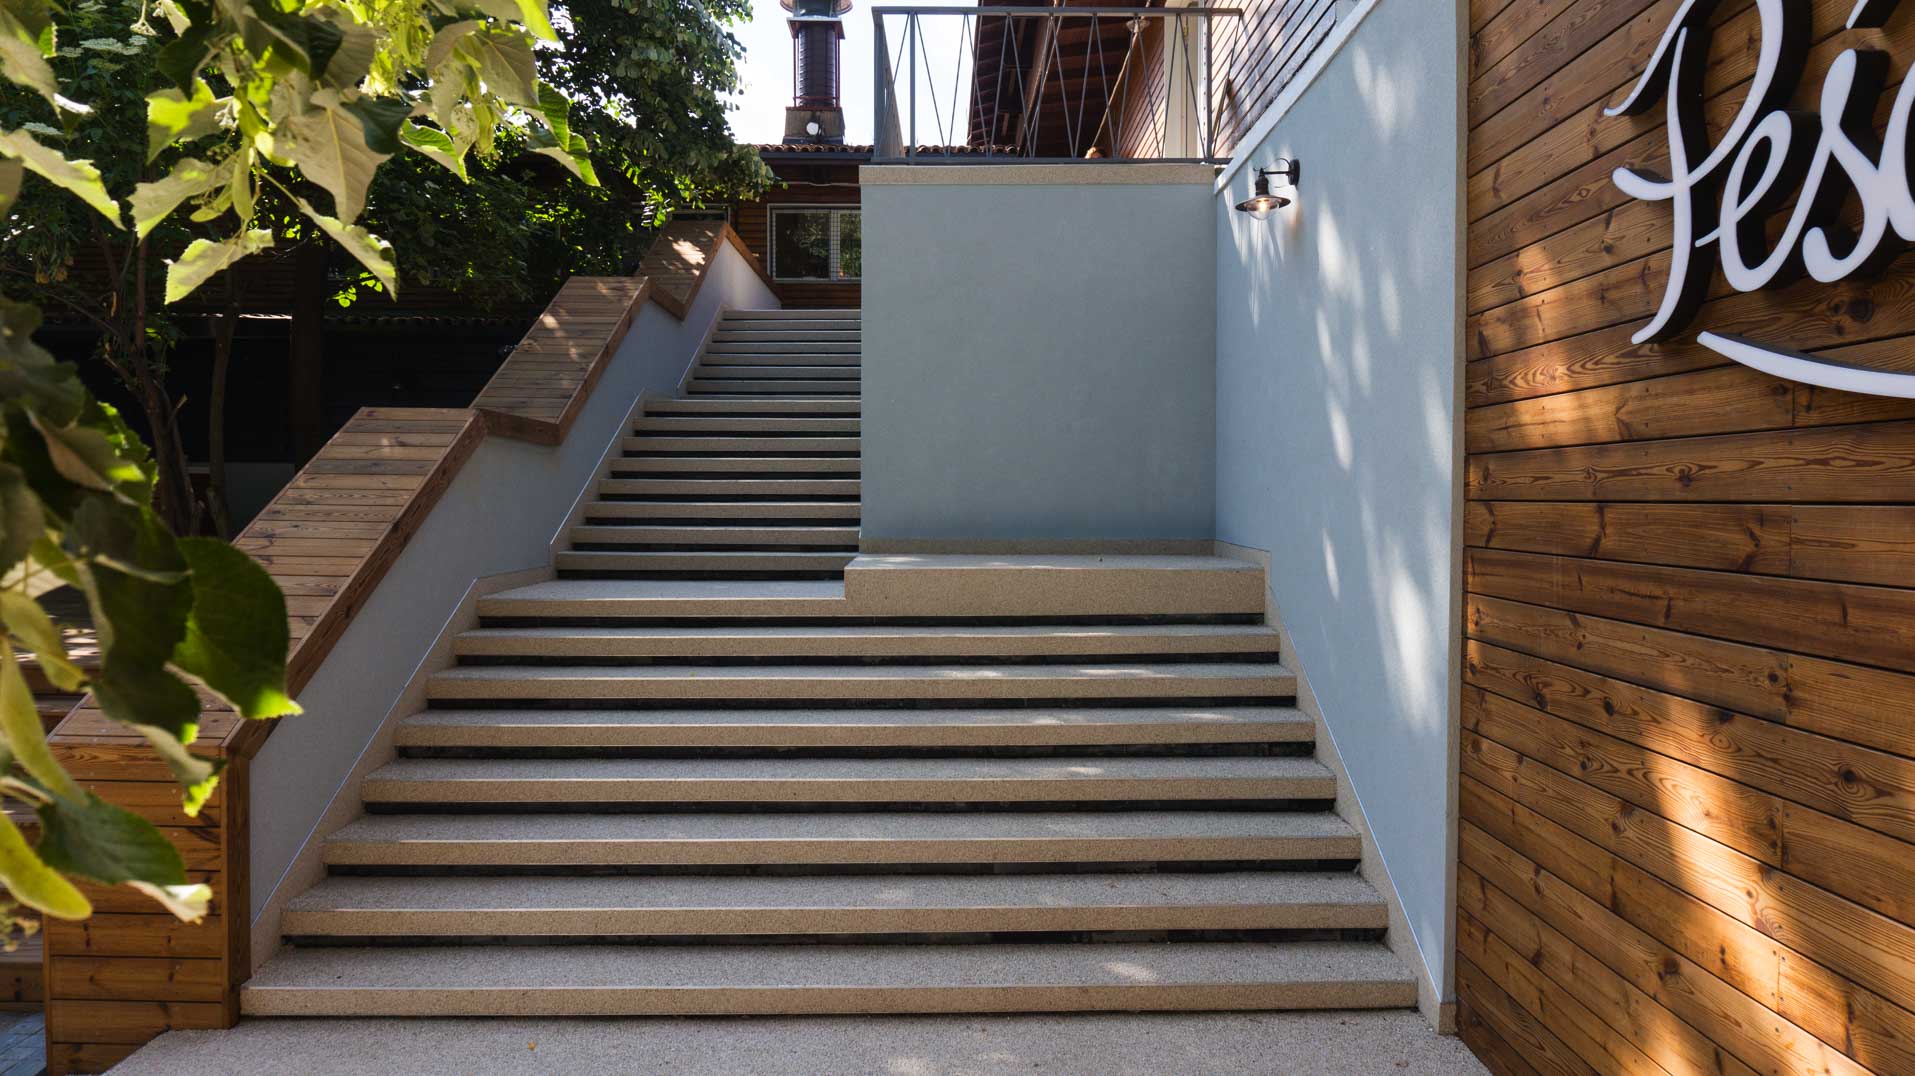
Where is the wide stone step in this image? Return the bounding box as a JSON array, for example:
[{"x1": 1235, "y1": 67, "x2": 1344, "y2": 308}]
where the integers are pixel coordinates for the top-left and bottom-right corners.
[
  {"x1": 725, "y1": 308, "x2": 860, "y2": 320},
  {"x1": 685, "y1": 354, "x2": 857, "y2": 371},
  {"x1": 634, "y1": 416, "x2": 861, "y2": 433},
  {"x1": 425, "y1": 662, "x2": 1298, "y2": 702},
  {"x1": 395, "y1": 706, "x2": 1313, "y2": 750},
  {"x1": 607, "y1": 457, "x2": 860, "y2": 475},
  {"x1": 358, "y1": 756, "x2": 1334, "y2": 806},
  {"x1": 645, "y1": 398, "x2": 860, "y2": 415},
  {"x1": 599, "y1": 477, "x2": 861, "y2": 497},
  {"x1": 321, "y1": 810, "x2": 1361, "y2": 869},
  {"x1": 686, "y1": 380, "x2": 859, "y2": 395},
  {"x1": 555, "y1": 551, "x2": 857, "y2": 575},
  {"x1": 282, "y1": 872, "x2": 1385, "y2": 938},
  {"x1": 716, "y1": 318, "x2": 862, "y2": 332},
  {"x1": 622, "y1": 436, "x2": 860, "y2": 455},
  {"x1": 477, "y1": 578, "x2": 850, "y2": 620},
  {"x1": 581, "y1": 501, "x2": 862, "y2": 521},
  {"x1": 710, "y1": 330, "x2": 861, "y2": 343},
  {"x1": 848, "y1": 555, "x2": 1266, "y2": 618},
  {"x1": 241, "y1": 940, "x2": 1415, "y2": 1016},
  {"x1": 708, "y1": 338, "x2": 865, "y2": 352},
  {"x1": 694, "y1": 364, "x2": 861, "y2": 379},
  {"x1": 568, "y1": 525, "x2": 861, "y2": 548},
  {"x1": 452, "y1": 624, "x2": 1282, "y2": 661}
]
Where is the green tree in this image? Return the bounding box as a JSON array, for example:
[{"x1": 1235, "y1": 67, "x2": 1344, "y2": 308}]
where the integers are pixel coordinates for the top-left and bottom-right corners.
[{"x1": 0, "y1": 0, "x2": 587, "y2": 932}]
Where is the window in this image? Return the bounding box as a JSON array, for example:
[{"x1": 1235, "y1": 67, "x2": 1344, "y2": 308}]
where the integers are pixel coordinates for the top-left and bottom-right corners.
[{"x1": 771, "y1": 207, "x2": 861, "y2": 282}]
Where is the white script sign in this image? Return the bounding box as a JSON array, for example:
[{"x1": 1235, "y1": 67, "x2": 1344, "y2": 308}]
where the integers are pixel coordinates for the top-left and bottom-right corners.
[{"x1": 1613, "y1": 0, "x2": 1915, "y2": 397}]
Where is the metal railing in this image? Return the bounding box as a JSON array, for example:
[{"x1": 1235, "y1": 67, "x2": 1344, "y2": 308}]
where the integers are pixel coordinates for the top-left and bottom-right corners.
[{"x1": 873, "y1": 5, "x2": 1243, "y2": 164}]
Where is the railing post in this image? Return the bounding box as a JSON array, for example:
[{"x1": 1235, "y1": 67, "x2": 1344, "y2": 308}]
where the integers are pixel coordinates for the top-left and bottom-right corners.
[{"x1": 908, "y1": 12, "x2": 918, "y2": 161}]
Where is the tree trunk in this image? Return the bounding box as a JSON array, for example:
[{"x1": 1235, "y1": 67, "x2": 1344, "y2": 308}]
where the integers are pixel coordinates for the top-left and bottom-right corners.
[
  {"x1": 288, "y1": 243, "x2": 328, "y2": 468},
  {"x1": 205, "y1": 279, "x2": 240, "y2": 537},
  {"x1": 119, "y1": 239, "x2": 200, "y2": 535}
]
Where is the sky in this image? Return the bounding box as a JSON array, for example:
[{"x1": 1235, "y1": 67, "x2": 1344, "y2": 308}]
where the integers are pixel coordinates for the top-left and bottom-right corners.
[{"x1": 725, "y1": 0, "x2": 975, "y2": 147}]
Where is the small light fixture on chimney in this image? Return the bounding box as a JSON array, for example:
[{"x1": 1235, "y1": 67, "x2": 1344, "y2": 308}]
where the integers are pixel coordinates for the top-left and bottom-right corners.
[
  {"x1": 1235, "y1": 158, "x2": 1301, "y2": 218},
  {"x1": 806, "y1": 120, "x2": 822, "y2": 137}
]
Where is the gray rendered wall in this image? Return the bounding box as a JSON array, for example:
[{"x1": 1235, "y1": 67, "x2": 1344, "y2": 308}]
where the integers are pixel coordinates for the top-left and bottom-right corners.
[
  {"x1": 860, "y1": 167, "x2": 1216, "y2": 541},
  {"x1": 249, "y1": 246, "x2": 776, "y2": 919},
  {"x1": 1213, "y1": 0, "x2": 1464, "y2": 1002}
]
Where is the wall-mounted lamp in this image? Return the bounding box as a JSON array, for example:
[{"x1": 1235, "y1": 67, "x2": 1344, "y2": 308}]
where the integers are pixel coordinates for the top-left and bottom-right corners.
[{"x1": 1234, "y1": 159, "x2": 1301, "y2": 218}]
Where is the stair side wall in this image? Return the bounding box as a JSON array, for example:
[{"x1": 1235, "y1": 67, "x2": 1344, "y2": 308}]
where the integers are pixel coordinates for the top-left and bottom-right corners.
[
  {"x1": 1212, "y1": 0, "x2": 1466, "y2": 1026},
  {"x1": 247, "y1": 246, "x2": 778, "y2": 926},
  {"x1": 860, "y1": 165, "x2": 1217, "y2": 542}
]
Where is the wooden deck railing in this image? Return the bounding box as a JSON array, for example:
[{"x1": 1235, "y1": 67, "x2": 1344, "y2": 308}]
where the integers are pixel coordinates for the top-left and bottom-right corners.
[{"x1": 40, "y1": 220, "x2": 766, "y2": 1074}]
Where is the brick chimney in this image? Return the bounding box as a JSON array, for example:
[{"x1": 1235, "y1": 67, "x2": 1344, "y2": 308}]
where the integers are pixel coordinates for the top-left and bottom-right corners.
[{"x1": 783, "y1": 0, "x2": 849, "y2": 144}]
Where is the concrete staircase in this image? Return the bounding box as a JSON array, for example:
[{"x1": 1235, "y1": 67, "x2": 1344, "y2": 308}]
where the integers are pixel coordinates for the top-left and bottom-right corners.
[
  {"x1": 242, "y1": 307, "x2": 1415, "y2": 1018},
  {"x1": 564, "y1": 307, "x2": 862, "y2": 580}
]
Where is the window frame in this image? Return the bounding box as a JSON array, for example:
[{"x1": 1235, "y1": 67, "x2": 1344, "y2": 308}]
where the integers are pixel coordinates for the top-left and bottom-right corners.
[{"x1": 769, "y1": 206, "x2": 862, "y2": 283}]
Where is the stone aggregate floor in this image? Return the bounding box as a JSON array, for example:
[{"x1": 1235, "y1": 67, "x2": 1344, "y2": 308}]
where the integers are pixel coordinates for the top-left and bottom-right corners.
[
  {"x1": 119, "y1": 1011, "x2": 1485, "y2": 1075},
  {"x1": 0, "y1": 1012, "x2": 43, "y2": 1076}
]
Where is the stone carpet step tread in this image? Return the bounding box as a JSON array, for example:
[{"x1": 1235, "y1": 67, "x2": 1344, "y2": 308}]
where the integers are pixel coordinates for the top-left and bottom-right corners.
[
  {"x1": 424, "y1": 662, "x2": 1299, "y2": 701},
  {"x1": 393, "y1": 705, "x2": 1314, "y2": 747},
  {"x1": 359, "y1": 756, "x2": 1336, "y2": 804},
  {"x1": 282, "y1": 872, "x2": 1387, "y2": 934},
  {"x1": 451, "y1": 623, "x2": 1282, "y2": 657},
  {"x1": 240, "y1": 941, "x2": 1416, "y2": 1016},
  {"x1": 320, "y1": 809, "x2": 1363, "y2": 867}
]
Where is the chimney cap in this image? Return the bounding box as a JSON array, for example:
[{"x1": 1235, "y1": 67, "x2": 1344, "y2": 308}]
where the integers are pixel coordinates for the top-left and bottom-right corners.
[{"x1": 781, "y1": 0, "x2": 852, "y2": 14}]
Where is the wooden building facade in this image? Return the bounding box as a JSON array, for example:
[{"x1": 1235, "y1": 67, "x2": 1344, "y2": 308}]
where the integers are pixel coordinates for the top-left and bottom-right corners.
[
  {"x1": 1458, "y1": 1, "x2": 1915, "y2": 1074},
  {"x1": 725, "y1": 145, "x2": 868, "y2": 309}
]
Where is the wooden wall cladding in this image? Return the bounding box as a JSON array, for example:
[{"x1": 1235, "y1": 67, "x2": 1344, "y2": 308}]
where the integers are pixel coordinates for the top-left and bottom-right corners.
[
  {"x1": 731, "y1": 167, "x2": 862, "y2": 310},
  {"x1": 1461, "y1": 1, "x2": 1915, "y2": 1074}
]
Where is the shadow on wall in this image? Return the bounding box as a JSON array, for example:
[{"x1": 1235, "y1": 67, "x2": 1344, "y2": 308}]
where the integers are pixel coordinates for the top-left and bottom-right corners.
[{"x1": 1216, "y1": 0, "x2": 1461, "y2": 1004}]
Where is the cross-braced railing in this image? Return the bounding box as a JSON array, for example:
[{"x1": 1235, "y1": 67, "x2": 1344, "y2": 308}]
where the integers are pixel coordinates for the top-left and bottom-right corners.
[{"x1": 873, "y1": 5, "x2": 1242, "y2": 164}]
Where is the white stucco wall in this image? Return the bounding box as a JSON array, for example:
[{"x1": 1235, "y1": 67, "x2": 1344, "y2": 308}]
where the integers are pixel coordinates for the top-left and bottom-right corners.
[
  {"x1": 248, "y1": 247, "x2": 776, "y2": 920},
  {"x1": 1213, "y1": 0, "x2": 1465, "y2": 1005},
  {"x1": 860, "y1": 166, "x2": 1217, "y2": 541}
]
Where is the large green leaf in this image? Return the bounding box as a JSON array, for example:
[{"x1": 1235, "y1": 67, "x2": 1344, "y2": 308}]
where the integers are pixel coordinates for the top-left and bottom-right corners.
[
  {"x1": 131, "y1": 155, "x2": 239, "y2": 239},
  {"x1": 0, "y1": 464, "x2": 41, "y2": 579},
  {"x1": 165, "y1": 228, "x2": 272, "y2": 303},
  {"x1": 398, "y1": 120, "x2": 468, "y2": 180},
  {"x1": 239, "y1": 0, "x2": 343, "y2": 78},
  {"x1": 425, "y1": 19, "x2": 481, "y2": 73},
  {"x1": 35, "y1": 790, "x2": 203, "y2": 918},
  {"x1": 133, "y1": 723, "x2": 221, "y2": 817},
  {"x1": 145, "y1": 81, "x2": 226, "y2": 161},
  {"x1": 0, "y1": 591, "x2": 82, "y2": 692},
  {"x1": 66, "y1": 497, "x2": 202, "y2": 741},
  {"x1": 29, "y1": 408, "x2": 156, "y2": 497},
  {"x1": 460, "y1": 27, "x2": 540, "y2": 110},
  {"x1": 0, "y1": 128, "x2": 118, "y2": 226},
  {"x1": 279, "y1": 91, "x2": 390, "y2": 222},
  {"x1": 338, "y1": 94, "x2": 410, "y2": 156},
  {"x1": 173, "y1": 537, "x2": 299, "y2": 720},
  {"x1": 0, "y1": 811, "x2": 87, "y2": 920},
  {"x1": 294, "y1": 196, "x2": 396, "y2": 295},
  {"x1": 0, "y1": 2, "x2": 55, "y2": 108},
  {"x1": 0, "y1": 156, "x2": 19, "y2": 217},
  {"x1": 0, "y1": 640, "x2": 77, "y2": 800}
]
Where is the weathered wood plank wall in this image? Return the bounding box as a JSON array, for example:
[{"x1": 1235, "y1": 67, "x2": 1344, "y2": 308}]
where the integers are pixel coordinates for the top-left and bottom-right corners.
[{"x1": 1460, "y1": 2, "x2": 1915, "y2": 1074}]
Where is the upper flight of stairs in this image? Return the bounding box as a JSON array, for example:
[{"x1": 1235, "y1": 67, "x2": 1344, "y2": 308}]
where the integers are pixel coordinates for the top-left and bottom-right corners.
[
  {"x1": 241, "y1": 307, "x2": 1415, "y2": 1019},
  {"x1": 565, "y1": 307, "x2": 862, "y2": 581}
]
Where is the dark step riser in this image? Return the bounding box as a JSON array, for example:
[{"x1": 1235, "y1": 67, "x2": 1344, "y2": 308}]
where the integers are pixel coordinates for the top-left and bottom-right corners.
[
  {"x1": 286, "y1": 927, "x2": 1383, "y2": 949},
  {"x1": 427, "y1": 695, "x2": 1295, "y2": 712},
  {"x1": 326, "y1": 859, "x2": 1360, "y2": 879},
  {"x1": 479, "y1": 615, "x2": 1265, "y2": 629},
  {"x1": 556, "y1": 571, "x2": 850, "y2": 582},
  {"x1": 363, "y1": 798, "x2": 1335, "y2": 815},
  {"x1": 396, "y1": 744, "x2": 1316, "y2": 761},
  {"x1": 568, "y1": 544, "x2": 862, "y2": 554},
  {"x1": 451, "y1": 652, "x2": 1282, "y2": 669},
  {"x1": 582, "y1": 519, "x2": 862, "y2": 529}
]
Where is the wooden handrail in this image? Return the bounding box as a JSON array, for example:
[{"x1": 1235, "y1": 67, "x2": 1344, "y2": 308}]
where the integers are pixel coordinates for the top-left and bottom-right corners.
[{"x1": 39, "y1": 219, "x2": 771, "y2": 1075}]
